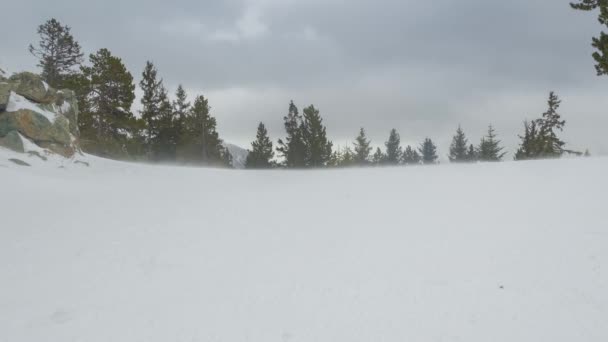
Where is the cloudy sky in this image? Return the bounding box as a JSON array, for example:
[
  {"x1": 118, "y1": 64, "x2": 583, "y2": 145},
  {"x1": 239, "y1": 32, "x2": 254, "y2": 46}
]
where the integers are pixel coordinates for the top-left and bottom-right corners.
[{"x1": 2, "y1": 0, "x2": 607, "y2": 156}]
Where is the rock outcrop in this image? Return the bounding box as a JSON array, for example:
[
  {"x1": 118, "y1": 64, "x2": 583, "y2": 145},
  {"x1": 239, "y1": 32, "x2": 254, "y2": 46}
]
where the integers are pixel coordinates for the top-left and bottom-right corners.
[{"x1": 0, "y1": 72, "x2": 80, "y2": 157}]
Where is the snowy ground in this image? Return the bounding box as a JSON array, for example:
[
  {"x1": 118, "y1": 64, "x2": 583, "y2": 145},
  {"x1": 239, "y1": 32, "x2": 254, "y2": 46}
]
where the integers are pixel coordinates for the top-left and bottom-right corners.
[{"x1": 1, "y1": 148, "x2": 607, "y2": 342}]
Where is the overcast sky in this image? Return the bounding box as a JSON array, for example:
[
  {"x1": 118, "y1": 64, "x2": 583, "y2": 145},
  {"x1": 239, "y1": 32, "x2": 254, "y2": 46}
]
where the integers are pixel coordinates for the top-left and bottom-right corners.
[{"x1": 2, "y1": 0, "x2": 607, "y2": 156}]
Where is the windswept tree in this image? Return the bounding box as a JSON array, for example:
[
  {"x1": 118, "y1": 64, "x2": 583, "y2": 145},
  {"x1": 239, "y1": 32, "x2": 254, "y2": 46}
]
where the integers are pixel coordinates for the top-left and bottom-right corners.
[
  {"x1": 301, "y1": 105, "x2": 333, "y2": 167},
  {"x1": 514, "y1": 120, "x2": 540, "y2": 160},
  {"x1": 467, "y1": 144, "x2": 478, "y2": 162},
  {"x1": 246, "y1": 122, "x2": 275, "y2": 169},
  {"x1": 277, "y1": 101, "x2": 307, "y2": 168},
  {"x1": 402, "y1": 145, "x2": 421, "y2": 165},
  {"x1": 419, "y1": 138, "x2": 438, "y2": 164},
  {"x1": 449, "y1": 125, "x2": 469, "y2": 162},
  {"x1": 477, "y1": 125, "x2": 506, "y2": 162},
  {"x1": 384, "y1": 129, "x2": 402, "y2": 165},
  {"x1": 79, "y1": 48, "x2": 136, "y2": 157},
  {"x1": 571, "y1": 0, "x2": 608, "y2": 75},
  {"x1": 152, "y1": 85, "x2": 177, "y2": 160},
  {"x1": 139, "y1": 61, "x2": 164, "y2": 152},
  {"x1": 172, "y1": 84, "x2": 191, "y2": 146},
  {"x1": 29, "y1": 18, "x2": 84, "y2": 88},
  {"x1": 536, "y1": 91, "x2": 566, "y2": 157},
  {"x1": 353, "y1": 128, "x2": 373, "y2": 165}
]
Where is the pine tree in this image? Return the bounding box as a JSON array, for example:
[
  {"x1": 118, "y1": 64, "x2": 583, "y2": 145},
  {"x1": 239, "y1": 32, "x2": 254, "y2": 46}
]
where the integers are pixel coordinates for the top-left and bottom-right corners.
[
  {"x1": 372, "y1": 147, "x2": 385, "y2": 165},
  {"x1": 419, "y1": 138, "x2": 438, "y2": 164},
  {"x1": 139, "y1": 61, "x2": 163, "y2": 154},
  {"x1": 477, "y1": 125, "x2": 506, "y2": 162},
  {"x1": 536, "y1": 91, "x2": 566, "y2": 157},
  {"x1": 153, "y1": 85, "x2": 177, "y2": 160},
  {"x1": 402, "y1": 145, "x2": 421, "y2": 165},
  {"x1": 246, "y1": 122, "x2": 275, "y2": 169},
  {"x1": 449, "y1": 125, "x2": 469, "y2": 162},
  {"x1": 338, "y1": 146, "x2": 355, "y2": 167},
  {"x1": 79, "y1": 49, "x2": 136, "y2": 157},
  {"x1": 172, "y1": 85, "x2": 190, "y2": 146},
  {"x1": 467, "y1": 144, "x2": 478, "y2": 162},
  {"x1": 29, "y1": 18, "x2": 84, "y2": 88},
  {"x1": 571, "y1": 0, "x2": 608, "y2": 75},
  {"x1": 301, "y1": 105, "x2": 333, "y2": 167},
  {"x1": 514, "y1": 120, "x2": 540, "y2": 160},
  {"x1": 183, "y1": 95, "x2": 225, "y2": 165},
  {"x1": 353, "y1": 128, "x2": 372, "y2": 165},
  {"x1": 384, "y1": 129, "x2": 402, "y2": 165},
  {"x1": 276, "y1": 101, "x2": 307, "y2": 168}
]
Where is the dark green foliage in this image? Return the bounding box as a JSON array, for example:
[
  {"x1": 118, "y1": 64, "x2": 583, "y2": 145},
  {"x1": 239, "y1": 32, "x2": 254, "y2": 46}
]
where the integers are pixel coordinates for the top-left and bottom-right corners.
[
  {"x1": 277, "y1": 101, "x2": 307, "y2": 168},
  {"x1": 301, "y1": 105, "x2": 333, "y2": 167},
  {"x1": 29, "y1": 18, "x2": 84, "y2": 88},
  {"x1": 477, "y1": 125, "x2": 506, "y2": 162},
  {"x1": 79, "y1": 48, "x2": 137, "y2": 158},
  {"x1": 402, "y1": 145, "x2": 421, "y2": 165},
  {"x1": 152, "y1": 85, "x2": 177, "y2": 160},
  {"x1": 571, "y1": 0, "x2": 608, "y2": 75},
  {"x1": 515, "y1": 92, "x2": 567, "y2": 160},
  {"x1": 384, "y1": 129, "x2": 402, "y2": 165},
  {"x1": 515, "y1": 120, "x2": 541, "y2": 160},
  {"x1": 172, "y1": 85, "x2": 190, "y2": 147},
  {"x1": 353, "y1": 128, "x2": 372, "y2": 165},
  {"x1": 449, "y1": 125, "x2": 469, "y2": 163},
  {"x1": 246, "y1": 122, "x2": 275, "y2": 169},
  {"x1": 139, "y1": 61, "x2": 163, "y2": 152},
  {"x1": 372, "y1": 147, "x2": 385, "y2": 165},
  {"x1": 418, "y1": 138, "x2": 438, "y2": 164},
  {"x1": 179, "y1": 95, "x2": 226, "y2": 165},
  {"x1": 336, "y1": 146, "x2": 355, "y2": 167}
]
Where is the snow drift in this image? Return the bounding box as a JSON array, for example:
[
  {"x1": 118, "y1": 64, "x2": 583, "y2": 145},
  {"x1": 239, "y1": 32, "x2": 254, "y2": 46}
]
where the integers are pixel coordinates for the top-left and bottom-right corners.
[{"x1": 0, "y1": 150, "x2": 607, "y2": 342}]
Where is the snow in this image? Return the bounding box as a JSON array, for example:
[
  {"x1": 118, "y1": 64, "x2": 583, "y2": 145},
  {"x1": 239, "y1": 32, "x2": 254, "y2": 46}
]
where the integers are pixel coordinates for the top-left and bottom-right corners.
[
  {"x1": 5, "y1": 91, "x2": 56, "y2": 123},
  {"x1": 42, "y1": 80, "x2": 49, "y2": 92},
  {"x1": 0, "y1": 154, "x2": 607, "y2": 342}
]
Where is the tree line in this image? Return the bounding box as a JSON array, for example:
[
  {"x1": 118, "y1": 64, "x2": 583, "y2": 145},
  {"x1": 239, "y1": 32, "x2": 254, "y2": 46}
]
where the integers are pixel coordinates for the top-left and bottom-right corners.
[{"x1": 27, "y1": 18, "x2": 587, "y2": 169}]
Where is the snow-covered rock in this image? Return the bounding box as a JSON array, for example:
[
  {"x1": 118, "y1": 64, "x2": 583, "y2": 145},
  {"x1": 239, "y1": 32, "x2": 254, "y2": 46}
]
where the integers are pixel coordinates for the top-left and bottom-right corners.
[{"x1": 0, "y1": 72, "x2": 80, "y2": 157}]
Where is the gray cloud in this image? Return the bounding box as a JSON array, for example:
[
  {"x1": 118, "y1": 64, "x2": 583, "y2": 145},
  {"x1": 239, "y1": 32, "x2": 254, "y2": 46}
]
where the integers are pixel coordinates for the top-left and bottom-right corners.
[{"x1": 1, "y1": 0, "x2": 606, "y2": 156}]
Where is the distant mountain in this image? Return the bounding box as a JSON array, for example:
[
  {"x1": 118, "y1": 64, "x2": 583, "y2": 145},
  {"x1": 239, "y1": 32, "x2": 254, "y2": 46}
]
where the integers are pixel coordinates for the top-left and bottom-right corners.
[{"x1": 223, "y1": 143, "x2": 249, "y2": 169}]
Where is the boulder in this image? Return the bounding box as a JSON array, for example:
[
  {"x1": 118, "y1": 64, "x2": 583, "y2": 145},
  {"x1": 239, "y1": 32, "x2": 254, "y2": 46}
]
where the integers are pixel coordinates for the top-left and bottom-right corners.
[
  {"x1": 0, "y1": 71, "x2": 80, "y2": 158},
  {"x1": 0, "y1": 130, "x2": 24, "y2": 153}
]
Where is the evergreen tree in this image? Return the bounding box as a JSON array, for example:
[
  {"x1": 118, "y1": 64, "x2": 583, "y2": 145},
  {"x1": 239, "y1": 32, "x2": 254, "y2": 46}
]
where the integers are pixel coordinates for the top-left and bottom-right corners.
[
  {"x1": 536, "y1": 91, "x2": 566, "y2": 157},
  {"x1": 384, "y1": 129, "x2": 402, "y2": 165},
  {"x1": 153, "y1": 85, "x2": 177, "y2": 160},
  {"x1": 514, "y1": 120, "x2": 540, "y2": 160},
  {"x1": 467, "y1": 144, "x2": 478, "y2": 162},
  {"x1": 585, "y1": 149, "x2": 591, "y2": 157},
  {"x1": 449, "y1": 125, "x2": 469, "y2": 162},
  {"x1": 338, "y1": 146, "x2": 355, "y2": 167},
  {"x1": 139, "y1": 61, "x2": 163, "y2": 154},
  {"x1": 246, "y1": 122, "x2": 275, "y2": 169},
  {"x1": 477, "y1": 125, "x2": 506, "y2": 162},
  {"x1": 79, "y1": 48, "x2": 136, "y2": 157},
  {"x1": 419, "y1": 138, "x2": 438, "y2": 164},
  {"x1": 301, "y1": 105, "x2": 333, "y2": 167},
  {"x1": 402, "y1": 145, "x2": 421, "y2": 165},
  {"x1": 172, "y1": 84, "x2": 190, "y2": 147},
  {"x1": 29, "y1": 18, "x2": 84, "y2": 88},
  {"x1": 276, "y1": 101, "x2": 307, "y2": 168},
  {"x1": 571, "y1": 0, "x2": 608, "y2": 75},
  {"x1": 353, "y1": 128, "x2": 372, "y2": 165},
  {"x1": 182, "y1": 95, "x2": 225, "y2": 165},
  {"x1": 372, "y1": 147, "x2": 385, "y2": 165}
]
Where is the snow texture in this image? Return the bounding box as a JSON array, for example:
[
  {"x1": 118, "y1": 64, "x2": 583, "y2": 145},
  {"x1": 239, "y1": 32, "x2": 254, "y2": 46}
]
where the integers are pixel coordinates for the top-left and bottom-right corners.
[
  {"x1": 5, "y1": 91, "x2": 56, "y2": 123},
  {"x1": 0, "y1": 153, "x2": 607, "y2": 342}
]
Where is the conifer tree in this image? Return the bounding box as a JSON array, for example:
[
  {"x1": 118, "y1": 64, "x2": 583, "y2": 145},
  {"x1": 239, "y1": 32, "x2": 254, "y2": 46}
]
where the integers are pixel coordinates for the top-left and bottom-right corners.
[
  {"x1": 384, "y1": 129, "x2": 402, "y2": 165},
  {"x1": 338, "y1": 146, "x2": 355, "y2": 167},
  {"x1": 372, "y1": 147, "x2": 385, "y2": 165},
  {"x1": 301, "y1": 105, "x2": 333, "y2": 167},
  {"x1": 477, "y1": 125, "x2": 506, "y2": 162},
  {"x1": 246, "y1": 122, "x2": 275, "y2": 169},
  {"x1": 153, "y1": 85, "x2": 177, "y2": 160},
  {"x1": 79, "y1": 48, "x2": 136, "y2": 157},
  {"x1": 514, "y1": 120, "x2": 540, "y2": 160},
  {"x1": 277, "y1": 101, "x2": 307, "y2": 168},
  {"x1": 536, "y1": 92, "x2": 566, "y2": 157},
  {"x1": 139, "y1": 61, "x2": 163, "y2": 153},
  {"x1": 29, "y1": 18, "x2": 84, "y2": 88},
  {"x1": 172, "y1": 85, "x2": 190, "y2": 146},
  {"x1": 449, "y1": 125, "x2": 469, "y2": 162},
  {"x1": 402, "y1": 145, "x2": 421, "y2": 165},
  {"x1": 184, "y1": 95, "x2": 225, "y2": 164},
  {"x1": 571, "y1": 0, "x2": 608, "y2": 75},
  {"x1": 467, "y1": 144, "x2": 478, "y2": 162},
  {"x1": 419, "y1": 138, "x2": 438, "y2": 164},
  {"x1": 353, "y1": 128, "x2": 373, "y2": 165}
]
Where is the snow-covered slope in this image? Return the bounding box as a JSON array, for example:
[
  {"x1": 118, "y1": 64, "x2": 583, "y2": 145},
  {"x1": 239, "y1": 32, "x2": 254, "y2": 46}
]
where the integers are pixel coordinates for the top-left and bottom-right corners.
[{"x1": 1, "y1": 151, "x2": 607, "y2": 342}]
